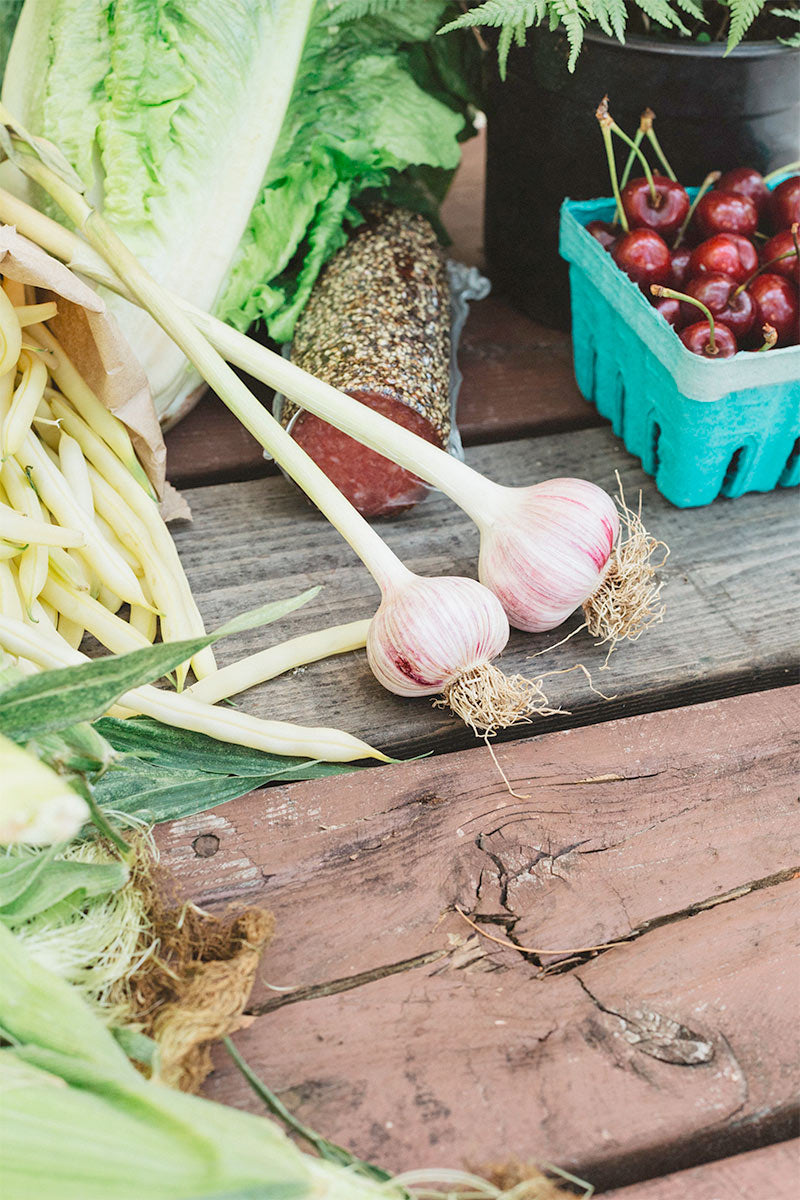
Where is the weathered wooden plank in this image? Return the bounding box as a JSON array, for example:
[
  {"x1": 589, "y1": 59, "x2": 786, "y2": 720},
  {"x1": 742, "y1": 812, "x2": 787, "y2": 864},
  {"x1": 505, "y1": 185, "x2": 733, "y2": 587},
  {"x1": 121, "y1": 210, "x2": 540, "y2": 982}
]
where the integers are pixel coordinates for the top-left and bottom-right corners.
[
  {"x1": 601, "y1": 1140, "x2": 799, "y2": 1199},
  {"x1": 168, "y1": 426, "x2": 799, "y2": 759},
  {"x1": 155, "y1": 689, "x2": 799, "y2": 1188},
  {"x1": 155, "y1": 688, "x2": 800, "y2": 986},
  {"x1": 200, "y1": 880, "x2": 798, "y2": 1189}
]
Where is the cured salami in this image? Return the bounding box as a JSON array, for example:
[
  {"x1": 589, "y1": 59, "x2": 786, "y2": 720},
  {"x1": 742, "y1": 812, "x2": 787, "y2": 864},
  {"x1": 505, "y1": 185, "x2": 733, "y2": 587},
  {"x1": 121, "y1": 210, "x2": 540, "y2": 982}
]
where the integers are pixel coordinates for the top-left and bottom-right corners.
[{"x1": 282, "y1": 205, "x2": 452, "y2": 517}]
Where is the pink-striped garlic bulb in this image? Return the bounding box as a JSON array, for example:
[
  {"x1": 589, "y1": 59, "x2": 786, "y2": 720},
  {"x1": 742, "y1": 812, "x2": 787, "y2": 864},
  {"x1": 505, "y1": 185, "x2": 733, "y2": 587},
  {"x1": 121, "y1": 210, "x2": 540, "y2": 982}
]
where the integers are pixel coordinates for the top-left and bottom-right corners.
[
  {"x1": 477, "y1": 478, "x2": 620, "y2": 633},
  {"x1": 367, "y1": 570, "x2": 541, "y2": 734}
]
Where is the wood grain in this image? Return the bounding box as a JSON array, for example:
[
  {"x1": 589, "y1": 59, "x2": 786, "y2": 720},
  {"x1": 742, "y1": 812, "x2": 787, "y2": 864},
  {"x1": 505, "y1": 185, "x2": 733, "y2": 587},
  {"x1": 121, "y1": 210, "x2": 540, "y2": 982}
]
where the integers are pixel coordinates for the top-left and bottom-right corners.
[
  {"x1": 601, "y1": 1140, "x2": 800, "y2": 1199},
  {"x1": 167, "y1": 426, "x2": 799, "y2": 760},
  {"x1": 155, "y1": 688, "x2": 800, "y2": 1189}
]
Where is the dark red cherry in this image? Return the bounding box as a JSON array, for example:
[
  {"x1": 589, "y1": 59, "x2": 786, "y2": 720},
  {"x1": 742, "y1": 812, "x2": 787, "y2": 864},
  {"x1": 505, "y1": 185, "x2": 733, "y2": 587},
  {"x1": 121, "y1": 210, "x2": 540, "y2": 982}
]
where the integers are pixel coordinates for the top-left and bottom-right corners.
[
  {"x1": 716, "y1": 167, "x2": 769, "y2": 216},
  {"x1": 679, "y1": 320, "x2": 737, "y2": 358},
  {"x1": 652, "y1": 295, "x2": 684, "y2": 328},
  {"x1": 621, "y1": 174, "x2": 690, "y2": 237},
  {"x1": 684, "y1": 273, "x2": 756, "y2": 340},
  {"x1": 612, "y1": 229, "x2": 672, "y2": 290},
  {"x1": 586, "y1": 219, "x2": 618, "y2": 250},
  {"x1": 669, "y1": 246, "x2": 692, "y2": 288},
  {"x1": 694, "y1": 190, "x2": 759, "y2": 239},
  {"x1": 688, "y1": 234, "x2": 759, "y2": 284},
  {"x1": 769, "y1": 177, "x2": 800, "y2": 231},
  {"x1": 748, "y1": 273, "x2": 800, "y2": 345},
  {"x1": 761, "y1": 230, "x2": 800, "y2": 282}
]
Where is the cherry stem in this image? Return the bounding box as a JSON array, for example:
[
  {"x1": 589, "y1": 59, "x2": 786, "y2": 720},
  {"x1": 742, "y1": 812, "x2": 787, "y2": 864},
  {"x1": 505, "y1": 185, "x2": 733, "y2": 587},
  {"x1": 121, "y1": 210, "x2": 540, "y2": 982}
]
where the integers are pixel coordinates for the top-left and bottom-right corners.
[
  {"x1": 651, "y1": 284, "x2": 717, "y2": 352},
  {"x1": 764, "y1": 160, "x2": 800, "y2": 185},
  {"x1": 734, "y1": 248, "x2": 796, "y2": 296},
  {"x1": 757, "y1": 324, "x2": 778, "y2": 352},
  {"x1": 672, "y1": 170, "x2": 721, "y2": 249},
  {"x1": 609, "y1": 121, "x2": 658, "y2": 206},
  {"x1": 792, "y1": 222, "x2": 800, "y2": 259},
  {"x1": 614, "y1": 128, "x2": 645, "y2": 225},
  {"x1": 641, "y1": 108, "x2": 677, "y2": 182},
  {"x1": 597, "y1": 108, "x2": 629, "y2": 233}
]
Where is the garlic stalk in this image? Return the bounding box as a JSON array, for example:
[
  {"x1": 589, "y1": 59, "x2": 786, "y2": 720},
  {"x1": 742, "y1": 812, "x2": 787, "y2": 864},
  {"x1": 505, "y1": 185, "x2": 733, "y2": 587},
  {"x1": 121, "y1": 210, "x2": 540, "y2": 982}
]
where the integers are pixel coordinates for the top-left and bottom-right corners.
[
  {"x1": 3, "y1": 132, "x2": 543, "y2": 734},
  {"x1": 0, "y1": 170, "x2": 665, "y2": 649}
]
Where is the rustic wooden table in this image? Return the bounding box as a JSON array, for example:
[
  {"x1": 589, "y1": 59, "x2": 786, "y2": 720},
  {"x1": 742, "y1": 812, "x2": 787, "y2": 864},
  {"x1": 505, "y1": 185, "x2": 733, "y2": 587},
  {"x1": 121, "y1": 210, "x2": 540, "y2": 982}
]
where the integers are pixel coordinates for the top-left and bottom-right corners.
[{"x1": 159, "y1": 132, "x2": 800, "y2": 1197}]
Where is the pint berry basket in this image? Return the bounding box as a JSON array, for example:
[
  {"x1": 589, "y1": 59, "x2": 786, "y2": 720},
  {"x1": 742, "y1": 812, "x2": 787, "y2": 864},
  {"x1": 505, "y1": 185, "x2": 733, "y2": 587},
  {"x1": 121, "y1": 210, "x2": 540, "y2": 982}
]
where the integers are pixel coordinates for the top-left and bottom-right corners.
[{"x1": 559, "y1": 193, "x2": 800, "y2": 508}]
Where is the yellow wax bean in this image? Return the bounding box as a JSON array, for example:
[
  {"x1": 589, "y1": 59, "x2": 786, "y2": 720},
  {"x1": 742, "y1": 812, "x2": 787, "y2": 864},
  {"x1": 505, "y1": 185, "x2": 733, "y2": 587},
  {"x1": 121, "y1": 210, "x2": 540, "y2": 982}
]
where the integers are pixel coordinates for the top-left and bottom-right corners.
[
  {"x1": 95, "y1": 514, "x2": 142, "y2": 574},
  {"x1": 56, "y1": 613, "x2": 84, "y2": 650},
  {"x1": 13, "y1": 302, "x2": 58, "y2": 327},
  {"x1": 0, "y1": 284, "x2": 22, "y2": 377},
  {"x1": 1, "y1": 348, "x2": 48, "y2": 456},
  {"x1": 2, "y1": 458, "x2": 50, "y2": 611},
  {"x1": 188, "y1": 619, "x2": 372, "y2": 705},
  {"x1": 55, "y1": 402, "x2": 214, "y2": 681},
  {"x1": 28, "y1": 323, "x2": 154, "y2": 497},
  {"x1": 0, "y1": 501, "x2": 85, "y2": 548},
  {"x1": 0, "y1": 540, "x2": 25, "y2": 561},
  {"x1": 18, "y1": 433, "x2": 149, "y2": 608},
  {"x1": 0, "y1": 559, "x2": 23, "y2": 620},
  {"x1": 0, "y1": 615, "x2": 388, "y2": 764},
  {"x1": 40, "y1": 574, "x2": 150, "y2": 655},
  {"x1": 48, "y1": 547, "x2": 90, "y2": 591},
  {"x1": 57, "y1": 432, "x2": 94, "y2": 516}
]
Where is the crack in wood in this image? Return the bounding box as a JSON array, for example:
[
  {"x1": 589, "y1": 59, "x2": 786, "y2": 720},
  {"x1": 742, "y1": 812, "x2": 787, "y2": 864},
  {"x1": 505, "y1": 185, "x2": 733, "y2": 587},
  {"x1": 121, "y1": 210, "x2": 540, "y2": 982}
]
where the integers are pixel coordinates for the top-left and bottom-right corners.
[
  {"x1": 246, "y1": 947, "x2": 448, "y2": 1016},
  {"x1": 464, "y1": 862, "x2": 800, "y2": 976}
]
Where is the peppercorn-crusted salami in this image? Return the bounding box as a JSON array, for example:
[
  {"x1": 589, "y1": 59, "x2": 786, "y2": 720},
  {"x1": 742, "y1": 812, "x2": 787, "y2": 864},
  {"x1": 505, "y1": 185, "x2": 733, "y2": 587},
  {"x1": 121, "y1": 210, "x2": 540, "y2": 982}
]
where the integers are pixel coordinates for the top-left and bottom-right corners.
[{"x1": 281, "y1": 205, "x2": 452, "y2": 517}]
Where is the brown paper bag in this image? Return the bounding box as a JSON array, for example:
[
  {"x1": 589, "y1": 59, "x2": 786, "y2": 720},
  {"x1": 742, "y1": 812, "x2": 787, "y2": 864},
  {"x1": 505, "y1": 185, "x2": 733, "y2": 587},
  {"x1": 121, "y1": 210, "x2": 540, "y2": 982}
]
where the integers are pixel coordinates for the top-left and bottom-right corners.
[{"x1": 0, "y1": 224, "x2": 169, "y2": 501}]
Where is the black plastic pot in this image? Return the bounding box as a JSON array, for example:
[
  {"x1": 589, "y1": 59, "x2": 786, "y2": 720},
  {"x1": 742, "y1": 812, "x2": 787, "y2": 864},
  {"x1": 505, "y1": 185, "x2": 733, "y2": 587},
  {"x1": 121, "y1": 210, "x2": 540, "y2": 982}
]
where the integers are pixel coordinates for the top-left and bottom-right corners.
[{"x1": 484, "y1": 30, "x2": 800, "y2": 328}]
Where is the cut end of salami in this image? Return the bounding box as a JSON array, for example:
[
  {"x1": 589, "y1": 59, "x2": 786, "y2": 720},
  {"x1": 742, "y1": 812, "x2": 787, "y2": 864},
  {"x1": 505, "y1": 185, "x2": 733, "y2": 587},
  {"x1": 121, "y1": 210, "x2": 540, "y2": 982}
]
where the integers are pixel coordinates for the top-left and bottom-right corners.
[
  {"x1": 290, "y1": 390, "x2": 443, "y2": 518},
  {"x1": 284, "y1": 205, "x2": 453, "y2": 518}
]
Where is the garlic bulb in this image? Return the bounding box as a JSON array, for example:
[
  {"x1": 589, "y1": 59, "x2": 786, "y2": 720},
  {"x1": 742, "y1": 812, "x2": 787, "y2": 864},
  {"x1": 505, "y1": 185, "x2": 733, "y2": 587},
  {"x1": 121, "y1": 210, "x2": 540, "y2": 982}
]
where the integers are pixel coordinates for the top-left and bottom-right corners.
[
  {"x1": 367, "y1": 571, "x2": 546, "y2": 735},
  {"x1": 477, "y1": 478, "x2": 620, "y2": 633},
  {"x1": 367, "y1": 572, "x2": 509, "y2": 696}
]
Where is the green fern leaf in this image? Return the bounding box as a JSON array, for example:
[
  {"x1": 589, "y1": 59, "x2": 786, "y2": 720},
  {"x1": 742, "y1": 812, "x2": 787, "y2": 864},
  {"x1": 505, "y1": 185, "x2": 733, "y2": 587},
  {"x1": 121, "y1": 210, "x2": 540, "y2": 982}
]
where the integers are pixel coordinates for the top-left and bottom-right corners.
[
  {"x1": 771, "y1": 6, "x2": 800, "y2": 47},
  {"x1": 438, "y1": 1, "x2": 546, "y2": 36},
  {"x1": 634, "y1": 0, "x2": 688, "y2": 33},
  {"x1": 589, "y1": 0, "x2": 628, "y2": 41},
  {"x1": 673, "y1": 0, "x2": 704, "y2": 18},
  {"x1": 726, "y1": 0, "x2": 764, "y2": 48},
  {"x1": 550, "y1": 0, "x2": 587, "y2": 69}
]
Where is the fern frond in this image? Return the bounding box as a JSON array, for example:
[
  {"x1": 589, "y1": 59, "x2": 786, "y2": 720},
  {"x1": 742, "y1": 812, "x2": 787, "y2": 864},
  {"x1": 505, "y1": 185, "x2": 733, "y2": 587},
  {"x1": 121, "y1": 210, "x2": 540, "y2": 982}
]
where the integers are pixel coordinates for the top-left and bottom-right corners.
[
  {"x1": 726, "y1": 0, "x2": 764, "y2": 48},
  {"x1": 634, "y1": 0, "x2": 688, "y2": 33},
  {"x1": 771, "y1": 6, "x2": 800, "y2": 48},
  {"x1": 325, "y1": 0, "x2": 409, "y2": 24},
  {"x1": 438, "y1": 1, "x2": 546, "y2": 36},
  {"x1": 587, "y1": 0, "x2": 628, "y2": 42},
  {"x1": 550, "y1": 0, "x2": 587, "y2": 68},
  {"x1": 672, "y1": 0, "x2": 705, "y2": 18}
]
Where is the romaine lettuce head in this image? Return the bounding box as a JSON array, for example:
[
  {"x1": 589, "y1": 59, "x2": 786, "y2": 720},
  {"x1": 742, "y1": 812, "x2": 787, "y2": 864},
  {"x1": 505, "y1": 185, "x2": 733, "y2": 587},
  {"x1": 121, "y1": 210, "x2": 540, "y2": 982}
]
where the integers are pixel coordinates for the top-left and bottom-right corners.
[{"x1": 1, "y1": 0, "x2": 475, "y2": 424}]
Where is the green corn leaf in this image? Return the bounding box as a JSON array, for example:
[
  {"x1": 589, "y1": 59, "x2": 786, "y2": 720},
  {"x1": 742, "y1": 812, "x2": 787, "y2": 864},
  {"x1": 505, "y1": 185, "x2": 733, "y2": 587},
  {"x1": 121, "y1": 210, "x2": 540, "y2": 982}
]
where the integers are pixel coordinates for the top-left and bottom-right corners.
[
  {"x1": 0, "y1": 855, "x2": 127, "y2": 922},
  {"x1": 0, "y1": 590, "x2": 319, "y2": 742},
  {"x1": 92, "y1": 751, "x2": 357, "y2": 826},
  {"x1": 0, "y1": 845, "x2": 60, "y2": 908},
  {"x1": 96, "y1": 716, "x2": 361, "y2": 779}
]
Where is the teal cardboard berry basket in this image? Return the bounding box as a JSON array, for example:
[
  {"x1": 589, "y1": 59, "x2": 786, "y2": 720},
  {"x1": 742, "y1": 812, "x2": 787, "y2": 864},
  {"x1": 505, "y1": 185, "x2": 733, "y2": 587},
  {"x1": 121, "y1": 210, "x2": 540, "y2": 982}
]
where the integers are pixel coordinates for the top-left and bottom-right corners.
[{"x1": 559, "y1": 193, "x2": 800, "y2": 508}]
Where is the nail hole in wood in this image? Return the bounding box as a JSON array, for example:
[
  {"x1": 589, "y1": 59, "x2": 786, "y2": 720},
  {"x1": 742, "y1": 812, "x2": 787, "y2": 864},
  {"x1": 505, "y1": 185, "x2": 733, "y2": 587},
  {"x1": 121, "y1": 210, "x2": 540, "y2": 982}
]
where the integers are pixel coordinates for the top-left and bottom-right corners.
[{"x1": 192, "y1": 834, "x2": 220, "y2": 858}]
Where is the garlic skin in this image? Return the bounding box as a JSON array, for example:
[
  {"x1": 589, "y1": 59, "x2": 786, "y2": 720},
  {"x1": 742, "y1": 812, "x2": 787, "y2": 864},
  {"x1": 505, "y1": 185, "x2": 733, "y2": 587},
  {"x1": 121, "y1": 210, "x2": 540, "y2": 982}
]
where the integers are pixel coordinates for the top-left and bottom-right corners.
[
  {"x1": 367, "y1": 574, "x2": 510, "y2": 697},
  {"x1": 478, "y1": 478, "x2": 620, "y2": 633}
]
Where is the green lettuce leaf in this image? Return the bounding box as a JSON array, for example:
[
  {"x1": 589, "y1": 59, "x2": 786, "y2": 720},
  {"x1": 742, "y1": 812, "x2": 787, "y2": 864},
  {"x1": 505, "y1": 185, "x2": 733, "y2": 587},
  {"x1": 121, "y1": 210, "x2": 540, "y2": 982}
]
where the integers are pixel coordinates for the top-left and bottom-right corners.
[{"x1": 2, "y1": 0, "x2": 476, "y2": 420}]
